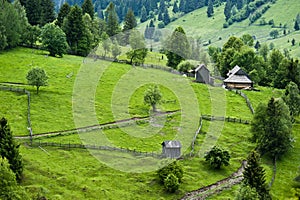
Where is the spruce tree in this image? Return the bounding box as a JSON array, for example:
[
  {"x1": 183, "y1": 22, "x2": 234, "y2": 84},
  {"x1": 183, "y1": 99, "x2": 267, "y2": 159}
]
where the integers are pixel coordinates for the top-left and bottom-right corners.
[
  {"x1": 179, "y1": 0, "x2": 185, "y2": 13},
  {"x1": 140, "y1": 6, "x2": 148, "y2": 23},
  {"x1": 0, "y1": 118, "x2": 23, "y2": 182},
  {"x1": 123, "y1": 9, "x2": 137, "y2": 32},
  {"x1": 224, "y1": 0, "x2": 232, "y2": 21},
  {"x1": 243, "y1": 151, "x2": 270, "y2": 199},
  {"x1": 105, "y1": 2, "x2": 120, "y2": 37},
  {"x1": 207, "y1": 0, "x2": 214, "y2": 17},
  {"x1": 40, "y1": 0, "x2": 55, "y2": 26},
  {"x1": 56, "y1": 3, "x2": 71, "y2": 27},
  {"x1": 24, "y1": 0, "x2": 41, "y2": 26},
  {"x1": 163, "y1": 9, "x2": 170, "y2": 25},
  {"x1": 173, "y1": 2, "x2": 179, "y2": 13},
  {"x1": 82, "y1": 0, "x2": 94, "y2": 19},
  {"x1": 294, "y1": 20, "x2": 299, "y2": 31}
]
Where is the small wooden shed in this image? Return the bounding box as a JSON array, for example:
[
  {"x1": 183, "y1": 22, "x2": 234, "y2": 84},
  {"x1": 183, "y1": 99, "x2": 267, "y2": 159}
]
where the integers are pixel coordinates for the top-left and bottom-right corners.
[
  {"x1": 223, "y1": 65, "x2": 253, "y2": 89},
  {"x1": 195, "y1": 64, "x2": 214, "y2": 85},
  {"x1": 162, "y1": 140, "x2": 181, "y2": 158}
]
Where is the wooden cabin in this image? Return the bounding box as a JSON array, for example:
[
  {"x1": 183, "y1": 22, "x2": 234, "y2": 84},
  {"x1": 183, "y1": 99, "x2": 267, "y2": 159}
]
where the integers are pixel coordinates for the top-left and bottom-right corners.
[
  {"x1": 223, "y1": 65, "x2": 253, "y2": 89},
  {"x1": 195, "y1": 64, "x2": 214, "y2": 85}
]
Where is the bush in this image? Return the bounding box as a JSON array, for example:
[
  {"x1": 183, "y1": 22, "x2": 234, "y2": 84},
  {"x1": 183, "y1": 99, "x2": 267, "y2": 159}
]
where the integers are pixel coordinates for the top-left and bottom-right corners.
[
  {"x1": 204, "y1": 146, "x2": 230, "y2": 169},
  {"x1": 223, "y1": 22, "x2": 229, "y2": 28},
  {"x1": 177, "y1": 61, "x2": 193, "y2": 73},
  {"x1": 157, "y1": 161, "x2": 183, "y2": 183},
  {"x1": 157, "y1": 22, "x2": 165, "y2": 29},
  {"x1": 164, "y1": 173, "x2": 179, "y2": 193}
]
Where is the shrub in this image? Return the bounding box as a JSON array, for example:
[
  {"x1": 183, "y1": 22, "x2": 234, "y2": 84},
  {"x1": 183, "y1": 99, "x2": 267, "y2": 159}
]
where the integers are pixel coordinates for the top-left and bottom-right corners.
[
  {"x1": 204, "y1": 146, "x2": 230, "y2": 169},
  {"x1": 157, "y1": 161, "x2": 183, "y2": 183},
  {"x1": 164, "y1": 173, "x2": 179, "y2": 193}
]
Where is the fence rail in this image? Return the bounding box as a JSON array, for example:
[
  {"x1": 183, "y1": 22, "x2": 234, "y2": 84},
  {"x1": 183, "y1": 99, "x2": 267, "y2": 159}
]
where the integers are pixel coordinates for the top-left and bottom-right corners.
[
  {"x1": 28, "y1": 141, "x2": 162, "y2": 158},
  {"x1": 190, "y1": 117, "x2": 203, "y2": 156},
  {"x1": 201, "y1": 115, "x2": 251, "y2": 124},
  {"x1": 232, "y1": 89, "x2": 255, "y2": 114},
  {"x1": 0, "y1": 84, "x2": 33, "y2": 139}
]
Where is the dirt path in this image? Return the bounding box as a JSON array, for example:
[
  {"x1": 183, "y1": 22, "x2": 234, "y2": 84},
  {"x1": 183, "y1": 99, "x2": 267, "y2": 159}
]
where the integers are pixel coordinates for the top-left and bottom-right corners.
[
  {"x1": 15, "y1": 110, "x2": 180, "y2": 139},
  {"x1": 181, "y1": 160, "x2": 247, "y2": 200}
]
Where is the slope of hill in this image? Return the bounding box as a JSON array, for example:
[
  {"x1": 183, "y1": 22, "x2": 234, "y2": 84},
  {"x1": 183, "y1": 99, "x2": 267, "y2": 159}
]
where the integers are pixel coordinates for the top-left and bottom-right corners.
[{"x1": 163, "y1": 0, "x2": 300, "y2": 57}]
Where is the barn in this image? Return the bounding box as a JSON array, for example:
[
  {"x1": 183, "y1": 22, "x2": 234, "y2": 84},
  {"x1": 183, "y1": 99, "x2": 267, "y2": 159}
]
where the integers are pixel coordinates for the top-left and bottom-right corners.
[
  {"x1": 195, "y1": 64, "x2": 213, "y2": 84},
  {"x1": 223, "y1": 65, "x2": 253, "y2": 89},
  {"x1": 161, "y1": 140, "x2": 181, "y2": 158}
]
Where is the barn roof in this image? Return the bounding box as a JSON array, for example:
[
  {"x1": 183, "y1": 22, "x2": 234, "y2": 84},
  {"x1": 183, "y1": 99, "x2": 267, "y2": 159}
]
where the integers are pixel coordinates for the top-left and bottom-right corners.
[
  {"x1": 195, "y1": 64, "x2": 208, "y2": 72},
  {"x1": 162, "y1": 140, "x2": 182, "y2": 148},
  {"x1": 227, "y1": 65, "x2": 241, "y2": 77}
]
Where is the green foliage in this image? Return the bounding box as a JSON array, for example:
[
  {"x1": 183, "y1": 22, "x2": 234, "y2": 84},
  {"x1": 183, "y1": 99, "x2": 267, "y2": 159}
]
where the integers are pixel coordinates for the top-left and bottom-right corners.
[
  {"x1": 283, "y1": 81, "x2": 300, "y2": 119},
  {"x1": 144, "y1": 85, "x2": 162, "y2": 112},
  {"x1": 126, "y1": 29, "x2": 148, "y2": 65},
  {"x1": 0, "y1": 158, "x2": 29, "y2": 200},
  {"x1": 274, "y1": 58, "x2": 300, "y2": 89},
  {"x1": 157, "y1": 161, "x2": 183, "y2": 183},
  {"x1": 40, "y1": 0, "x2": 55, "y2": 26},
  {"x1": 101, "y1": 33, "x2": 111, "y2": 57},
  {"x1": 241, "y1": 34, "x2": 254, "y2": 47},
  {"x1": 251, "y1": 98, "x2": 293, "y2": 158},
  {"x1": 140, "y1": 6, "x2": 148, "y2": 23},
  {"x1": 40, "y1": 23, "x2": 68, "y2": 57},
  {"x1": 56, "y1": 3, "x2": 71, "y2": 27},
  {"x1": 0, "y1": 118, "x2": 23, "y2": 182},
  {"x1": 204, "y1": 146, "x2": 230, "y2": 169},
  {"x1": 105, "y1": 2, "x2": 120, "y2": 37},
  {"x1": 164, "y1": 173, "x2": 180, "y2": 193},
  {"x1": 111, "y1": 40, "x2": 121, "y2": 59},
  {"x1": 269, "y1": 30, "x2": 279, "y2": 39},
  {"x1": 207, "y1": 0, "x2": 214, "y2": 17},
  {"x1": 122, "y1": 9, "x2": 137, "y2": 44},
  {"x1": 177, "y1": 61, "x2": 194, "y2": 73},
  {"x1": 82, "y1": 0, "x2": 94, "y2": 19},
  {"x1": 243, "y1": 151, "x2": 270, "y2": 199},
  {"x1": 235, "y1": 183, "x2": 259, "y2": 200},
  {"x1": 26, "y1": 67, "x2": 48, "y2": 94},
  {"x1": 166, "y1": 26, "x2": 190, "y2": 68}
]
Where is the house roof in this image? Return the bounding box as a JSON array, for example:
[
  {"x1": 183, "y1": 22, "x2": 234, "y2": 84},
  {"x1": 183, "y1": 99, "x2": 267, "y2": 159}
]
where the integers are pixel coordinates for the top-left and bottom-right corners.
[
  {"x1": 195, "y1": 64, "x2": 208, "y2": 72},
  {"x1": 226, "y1": 65, "x2": 241, "y2": 77},
  {"x1": 162, "y1": 140, "x2": 182, "y2": 148},
  {"x1": 224, "y1": 74, "x2": 253, "y2": 83}
]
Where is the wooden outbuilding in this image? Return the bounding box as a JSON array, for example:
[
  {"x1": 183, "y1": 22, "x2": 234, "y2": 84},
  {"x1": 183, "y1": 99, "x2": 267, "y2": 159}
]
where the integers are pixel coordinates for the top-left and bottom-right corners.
[
  {"x1": 195, "y1": 64, "x2": 214, "y2": 85},
  {"x1": 162, "y1": 140, "x2": 181, "y2": 158},
  {"x1": 223, "y1": 65, "x2": 253, "y2": 89}
]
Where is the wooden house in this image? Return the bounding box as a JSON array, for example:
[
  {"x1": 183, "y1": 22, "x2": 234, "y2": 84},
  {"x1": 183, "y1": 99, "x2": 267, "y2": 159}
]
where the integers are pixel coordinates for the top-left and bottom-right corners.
[
  {"x1": 223, "y1": 65, "x2": 253, "y2": 89},
  {"x1": 195, "y1": 64, "x2": 213, "y2": 85},
  {"x1": 162, "y1": 140, "x2": 181, "y2": 158}
]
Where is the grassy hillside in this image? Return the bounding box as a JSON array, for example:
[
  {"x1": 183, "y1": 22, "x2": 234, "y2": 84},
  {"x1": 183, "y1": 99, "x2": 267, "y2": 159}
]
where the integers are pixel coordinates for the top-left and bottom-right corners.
[
  {"x1": 156, "y1": 0, "x2": 300, "y2": 57},
  {"x1": 0, "y1": 47, "x2": 299, "y2": 199}
]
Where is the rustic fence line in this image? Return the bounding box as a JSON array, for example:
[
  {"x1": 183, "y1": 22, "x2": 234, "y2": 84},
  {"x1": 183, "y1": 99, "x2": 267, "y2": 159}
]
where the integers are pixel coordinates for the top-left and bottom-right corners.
[
  {"x1": 190, "y1": 117, "x2": 203, "y2": 156},
  {"x1": 201, "y1": 115, "x2": 251, "y2": 124},
  {"x1": 232, "y1": 89, "x2": 255, "y2": 114},
  {"x1": 28, "y1": 141, "x2": 162, "y2": 158},
  {"x1": 0, "y1": 84, "x2": 33, "y2": 140}
]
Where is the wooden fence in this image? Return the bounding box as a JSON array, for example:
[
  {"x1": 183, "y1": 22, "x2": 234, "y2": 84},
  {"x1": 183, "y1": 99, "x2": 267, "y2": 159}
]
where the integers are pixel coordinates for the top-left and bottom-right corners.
[
  {"x1": 190, "y1": 117, "x2": 203, "y2": 156},
  {"x1": 0, "y1": 84, "x2": 33, "y2": 139},
  {"x1": 233, "y1": 89, "x2": 255, "y2": 114},
  {"x1": 201, "y1": 115, "x2": 251, "y2": 124},
  {"x1": 28, "y1": 141, "x2": 162, "y2": 158}
]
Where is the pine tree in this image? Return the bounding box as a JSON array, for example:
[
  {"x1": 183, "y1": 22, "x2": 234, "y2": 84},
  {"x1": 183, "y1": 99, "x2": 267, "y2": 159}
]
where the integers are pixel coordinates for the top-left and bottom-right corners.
[
  {"x1": 243, "y1": 151, "x2": 270, "y2": 199},
  {"x1": 140, "y1": 6, "x2": 147, "y2": 23},
  {"x1": 56, "y1": 3, "x2": 71, "y2": 27},
  {"x1": 105, "y1": 2, "x2": 120, "y2": 37},
  {"x1": 24, "y1": 0, "x2": 41, "y2": 26},
  {"x1": 207, "y1": 0, "x2": 214, "y2": 17},
  {"x1": 0, "y1": 118, "x2": 23, "y2": 182},
  {"x1": 123, "y1": 9, "x2": 137, "y2": 32},
  {"x1": 163, "y1": 9, "x2": 170, "y2": 25},
  {"x1": 294, "y1": 20, "x2": 299, "y2": 31},
  {"x1": 82, "y1": 0, "x2": 94, "y2": 19},
  {"x1": 173, "y1": 2, "x2": 179, "y2": 13},
  {"x1": 251, "y1": 98, "x2": 293, "y2": 158},
  {"x1": 62, "y1": 5, "x2": 85, "y2": 55},
  {"x1": 40, "y1": 0, "x2": 55, "y2": 26},
  {"x1": 224, "y1": 0, "x2": 232, "y2": 21},
  {"x1": 179, "y1": 0, "x2": 185, "y2": 13}
]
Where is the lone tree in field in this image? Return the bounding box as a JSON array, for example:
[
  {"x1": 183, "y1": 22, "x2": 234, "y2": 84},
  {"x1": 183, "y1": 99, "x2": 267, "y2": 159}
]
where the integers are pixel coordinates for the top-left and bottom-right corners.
[
  {"x1": 0, "y1": 118, "x2": 23, "y2": 182},
  {"x1": 204, "y1": 146, "x2": 230, "y2": 169},
  {"x1": 251, "y1": 97, "x2": 293, "y2": 158},
  {"x1": 242, "y1": 151, "x2": 271, "y2": 199},
  {"x1": 144, "y1": 85, "x2": 162, "y2": 112},
  {"x1": 26, "y1": 67, "x2": 48, "y2": 94}
]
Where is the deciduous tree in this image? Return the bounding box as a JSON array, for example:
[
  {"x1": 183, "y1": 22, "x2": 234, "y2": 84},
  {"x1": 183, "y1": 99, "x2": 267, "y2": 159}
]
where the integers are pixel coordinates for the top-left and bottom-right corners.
[
  {"x1": 204, "y1": 146, "x2": 230, "y2": 169},
  {"x1": 40, "y1": 23, "x2": 68, "y2": 57},
  {"x1": 144, "y1": 85, "x2": 162, "y2": 112},
  {"x1": 283, "y1": 81, "x2": 300, "y2": 120},
  {"x1": 126, "y1": 29, "x2": 148, "y2": 65},
  {"x1": 26, "y1": 67, "x2": 48, "y2": 94}
]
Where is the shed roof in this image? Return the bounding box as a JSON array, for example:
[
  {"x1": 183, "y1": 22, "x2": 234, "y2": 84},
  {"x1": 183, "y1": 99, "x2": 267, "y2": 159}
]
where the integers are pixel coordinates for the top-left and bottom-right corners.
[
  {"x1": 195, "y1": 64, "x2": 208, "y2": 72},
  {"x1": 162, "y1": 140, "x2": 182, "y2": 148}
]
